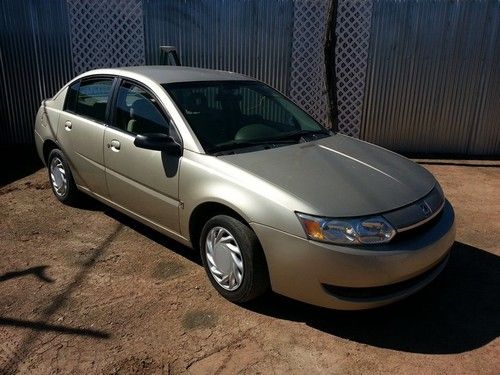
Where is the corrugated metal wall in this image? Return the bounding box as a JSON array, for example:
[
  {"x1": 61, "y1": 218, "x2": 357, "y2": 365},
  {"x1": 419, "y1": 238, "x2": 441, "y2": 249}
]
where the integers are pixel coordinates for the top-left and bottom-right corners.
[
  {"x1": 143, "y1": 0, "x2": 294, "y2": 94},
  {"x1": 0, "y1": 0, "x2": 73, "y2": 145},
  {"x1": 1, "y1": 0, "x2": 498, "y2": 156},
  {"x1": 361, "y1": 0, "x2": 500, "y2": 155}
]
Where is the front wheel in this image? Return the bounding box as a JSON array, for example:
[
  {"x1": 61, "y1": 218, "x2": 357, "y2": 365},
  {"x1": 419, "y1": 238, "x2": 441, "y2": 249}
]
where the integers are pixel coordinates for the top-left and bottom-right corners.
[{"x1": 200, "y1": 215, "x2": 269, "y2": 303}]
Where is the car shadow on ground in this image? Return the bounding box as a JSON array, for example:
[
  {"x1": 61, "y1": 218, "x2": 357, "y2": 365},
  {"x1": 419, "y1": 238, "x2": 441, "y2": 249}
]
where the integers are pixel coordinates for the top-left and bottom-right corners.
[
  {"x1": 101, "y1": 205, "x2": 202, "y2": 266},
  {"x1": 244, "y1": 242, "x2": 500, "y2": 354},
  {"x1": 67, "y1": 199, "x2": 500, "y2": 355}
]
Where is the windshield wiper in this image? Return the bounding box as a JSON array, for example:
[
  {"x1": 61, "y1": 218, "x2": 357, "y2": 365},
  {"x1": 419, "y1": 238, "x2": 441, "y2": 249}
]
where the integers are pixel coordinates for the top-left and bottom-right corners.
[
  {"x1": 270, "y1": 129, "x2": 331, "y2": 141},
  {"x1": 208, "y1": 129, "x2": 331, "y2": 155},
  {"x1": 209, "y1": 138, "x2": 295, "y2": 154}
]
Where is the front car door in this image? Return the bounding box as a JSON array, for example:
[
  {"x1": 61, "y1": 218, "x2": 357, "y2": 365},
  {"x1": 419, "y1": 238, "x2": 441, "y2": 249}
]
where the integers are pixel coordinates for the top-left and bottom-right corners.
[
  {"x1": 103, "y1": 79, "x2": 182, "y2": 234},
  {"x1": 57, "y1": 76, "x2": 115, "y2": 197}
]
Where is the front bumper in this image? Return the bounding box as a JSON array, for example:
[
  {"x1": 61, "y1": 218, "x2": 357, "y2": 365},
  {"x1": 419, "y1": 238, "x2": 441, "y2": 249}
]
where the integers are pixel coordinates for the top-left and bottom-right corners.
[{"x1": 251, "y1": 200, "x2": 455, "y2": 310}]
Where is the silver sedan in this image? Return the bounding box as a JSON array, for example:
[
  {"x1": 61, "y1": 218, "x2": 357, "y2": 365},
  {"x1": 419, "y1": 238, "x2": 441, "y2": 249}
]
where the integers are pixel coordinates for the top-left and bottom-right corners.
[{"x1": 34, "y1": 66, "x2": 455, "y2": 310}]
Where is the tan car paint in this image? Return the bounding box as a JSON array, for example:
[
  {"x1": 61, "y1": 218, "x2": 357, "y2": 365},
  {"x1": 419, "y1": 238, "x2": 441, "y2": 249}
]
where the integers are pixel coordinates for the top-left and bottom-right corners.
[
  {"x1": 35, "y1": 66, "x2": 455, "y2": 310},
  {"x1": 178, "y1": 149, "x2": 314, "y2": 239},
  {"x1": 251, "y1": 201, "x2": 455, "y2": 309},
  {"x1": 103, "y1": 126, "x2": 181, "y2": 233},
  {"x1": 34, "y1": 89, "x2": 65, "y2": 159},
  {"x1": 57, "y1": 111, "x2": 108, "y2": 197}
]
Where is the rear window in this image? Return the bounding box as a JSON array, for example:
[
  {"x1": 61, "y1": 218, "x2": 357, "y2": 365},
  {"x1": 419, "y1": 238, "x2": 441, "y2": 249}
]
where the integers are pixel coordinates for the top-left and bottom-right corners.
[{"x1": 65, "y1": 78, "x2": 114, "y2": 123}]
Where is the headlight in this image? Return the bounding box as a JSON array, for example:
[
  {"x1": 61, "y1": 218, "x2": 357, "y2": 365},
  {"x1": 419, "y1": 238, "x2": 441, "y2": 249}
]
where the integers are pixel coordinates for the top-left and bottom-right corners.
[{"x1": 296, "y1": 213, "x2": 396, "y2": 245}]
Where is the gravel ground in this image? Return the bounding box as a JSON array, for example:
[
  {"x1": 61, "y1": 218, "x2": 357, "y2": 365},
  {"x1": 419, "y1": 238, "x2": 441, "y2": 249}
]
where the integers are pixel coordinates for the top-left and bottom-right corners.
[{"x1": 0, "y1": 160, "x2": 499, "y2": 374}]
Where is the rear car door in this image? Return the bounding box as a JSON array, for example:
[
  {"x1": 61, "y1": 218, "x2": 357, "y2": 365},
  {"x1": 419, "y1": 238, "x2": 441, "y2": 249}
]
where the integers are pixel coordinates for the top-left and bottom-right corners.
[
  {"x1": 57, "y1": 77, "x2": 115, "y2": 197},
  {"x1": 103, "y1": 79, "x2": 181, "y2": 233}
]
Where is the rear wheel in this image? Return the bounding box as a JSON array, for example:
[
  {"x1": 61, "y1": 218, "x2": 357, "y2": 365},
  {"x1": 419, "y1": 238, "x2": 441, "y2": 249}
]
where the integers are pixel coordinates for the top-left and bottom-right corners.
[
  {"x1": 200, "y1": 215, "x2": 269, "y2": 303},
  {"x1": 47, "y1": 149, "x2": 79, "y2": 205}
]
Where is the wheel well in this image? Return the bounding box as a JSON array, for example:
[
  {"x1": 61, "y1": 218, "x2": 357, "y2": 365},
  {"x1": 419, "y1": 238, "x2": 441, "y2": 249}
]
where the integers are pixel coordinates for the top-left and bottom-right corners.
[
  {"x1": 42, "y1": 140, "x2": 59, "y2": 164},
  {"x1": 189, "y1": 202, "x2": 247, "y2": 250}
]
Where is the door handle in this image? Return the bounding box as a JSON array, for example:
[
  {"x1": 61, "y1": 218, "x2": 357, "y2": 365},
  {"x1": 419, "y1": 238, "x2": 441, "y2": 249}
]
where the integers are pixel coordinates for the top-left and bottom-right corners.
[
  {"x1": 107, "y1": 139, "x2": 121, "y2": 151},
  {"x1": 64, "y1": 120, "x2": 72, "y2": 131}
]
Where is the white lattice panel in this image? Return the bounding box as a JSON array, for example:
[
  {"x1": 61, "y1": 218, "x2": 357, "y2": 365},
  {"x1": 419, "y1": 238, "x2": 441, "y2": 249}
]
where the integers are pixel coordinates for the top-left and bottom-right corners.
[
  {"x1": 290, "y1": 0, "x2": 373, "y2": 136},
  {"x1": 67, "y1": 0, "x2": 145, "y2": 75},
  {"x1": 335, "y1": 0, "x2": 373, "y2": 137},
  {"x1": 289, "y1": 0, "x2": 330, "y2": 127}
]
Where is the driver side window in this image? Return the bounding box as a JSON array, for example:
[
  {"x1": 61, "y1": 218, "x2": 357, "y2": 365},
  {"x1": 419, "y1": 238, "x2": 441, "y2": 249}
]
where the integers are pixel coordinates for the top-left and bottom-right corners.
[{"x1": 114, "y1": 81, "x2": 172, "y2": 136}]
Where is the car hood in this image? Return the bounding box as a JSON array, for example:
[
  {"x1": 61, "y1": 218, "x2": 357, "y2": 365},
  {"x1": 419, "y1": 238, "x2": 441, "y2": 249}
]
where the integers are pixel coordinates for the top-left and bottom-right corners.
[{"x1": 219, "y1": 134, "x2": 436, "y2": 217}]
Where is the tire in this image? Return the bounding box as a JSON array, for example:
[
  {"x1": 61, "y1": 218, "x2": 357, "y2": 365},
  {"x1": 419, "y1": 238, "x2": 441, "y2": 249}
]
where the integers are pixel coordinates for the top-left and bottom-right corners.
[
  {"x1": 200, "y1": 215, "x2": 270, "y2": 303},
  {"x1": 47, "y1": 148, "x2": 80, "y2": 205}
]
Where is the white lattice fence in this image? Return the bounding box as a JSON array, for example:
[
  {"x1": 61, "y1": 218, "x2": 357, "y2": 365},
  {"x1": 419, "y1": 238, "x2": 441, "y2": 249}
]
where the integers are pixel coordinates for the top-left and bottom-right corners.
[
  {"x1": 335, "y1": 0, "x2": 373, "y2": 137},
  {"x1": 67, "y1": 0, "x2": 145, "y2": 75},
  {"x1": 290, "y1": 0, "x2": 373, "y2": 136},
  {"x1": 289, "y1": 0, "x2": 330, "y2": 127},
  {"x1": 65, "y1": 0, "x2": 372, "y2": 137}
]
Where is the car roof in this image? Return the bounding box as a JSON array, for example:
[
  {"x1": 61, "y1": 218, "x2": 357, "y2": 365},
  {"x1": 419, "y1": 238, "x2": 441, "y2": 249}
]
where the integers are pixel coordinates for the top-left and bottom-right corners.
[{"x1": 112, "y1": 65, "x2": 252, "y2": 84}]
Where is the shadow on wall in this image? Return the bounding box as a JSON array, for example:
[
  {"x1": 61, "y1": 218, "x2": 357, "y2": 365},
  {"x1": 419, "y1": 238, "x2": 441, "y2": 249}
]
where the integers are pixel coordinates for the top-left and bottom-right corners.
[
  {"x1": 245, "y1": 242, "x2": 500, "y2": 355},
  {"x1": 0, "y1": 145, "x2": 42, "y2": 187}
]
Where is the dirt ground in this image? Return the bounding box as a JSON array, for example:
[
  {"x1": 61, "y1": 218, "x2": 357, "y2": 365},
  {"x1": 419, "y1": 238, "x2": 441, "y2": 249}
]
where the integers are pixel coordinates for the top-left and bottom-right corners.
[{"x1": 0, "y1": 159, "x2": 499, "y2": 374}]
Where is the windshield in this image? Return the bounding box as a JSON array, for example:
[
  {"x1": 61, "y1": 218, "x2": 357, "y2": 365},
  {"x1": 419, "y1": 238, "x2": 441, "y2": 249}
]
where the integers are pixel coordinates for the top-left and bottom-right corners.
[{"x1": 162, "y1": 81, "x2": 330, "y2": 154}]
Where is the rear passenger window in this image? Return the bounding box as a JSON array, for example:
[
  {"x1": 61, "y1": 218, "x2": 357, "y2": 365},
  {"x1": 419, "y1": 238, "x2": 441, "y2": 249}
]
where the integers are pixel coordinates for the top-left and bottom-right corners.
[
  {"x1": 64, "y1": 81, "x2": 80, "y2": 112},
  {"x1": 73, "y1": 78, "x2": 113, "y2": 123}
]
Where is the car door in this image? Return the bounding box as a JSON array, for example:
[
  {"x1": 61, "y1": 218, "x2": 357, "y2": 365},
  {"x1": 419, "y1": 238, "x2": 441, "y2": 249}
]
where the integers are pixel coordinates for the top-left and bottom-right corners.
[
  {"x1": 103, "y1": 79, "x2": 181, "y2": 233},
  {"x1": 57, "y1": 76, "x2": 115, "y2": 197}
]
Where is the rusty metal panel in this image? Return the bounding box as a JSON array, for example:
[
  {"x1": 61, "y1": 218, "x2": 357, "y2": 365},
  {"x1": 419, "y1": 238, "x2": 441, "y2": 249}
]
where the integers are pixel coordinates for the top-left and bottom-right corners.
[
  {"x1": 143, "y1": 0, "x2": 294, "y2": 95},
  {"x1": 361, "y1": 0, "x2": 500, "y2": 155},
  {"x1": 0, "y1": 0, "x2": 74, "y2": 145}
]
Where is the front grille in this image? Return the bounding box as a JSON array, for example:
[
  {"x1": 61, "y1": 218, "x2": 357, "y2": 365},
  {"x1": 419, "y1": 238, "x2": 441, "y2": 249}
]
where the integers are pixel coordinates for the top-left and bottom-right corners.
[
  {"x1": 382, "y1": 185, "x2": 445, "y2": 234},
  {"x1": 322, "y1": 254, "x2": 449, "y2": 301},
  {"x1": 391, "y1": 209, "x2": 444, "y2": 243}
]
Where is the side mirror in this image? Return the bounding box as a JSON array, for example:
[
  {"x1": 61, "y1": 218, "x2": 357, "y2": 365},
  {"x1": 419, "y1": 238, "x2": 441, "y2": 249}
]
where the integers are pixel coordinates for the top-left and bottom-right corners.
[{"x1": 134, "y1": 133, "x2": 182, "y2": 156}]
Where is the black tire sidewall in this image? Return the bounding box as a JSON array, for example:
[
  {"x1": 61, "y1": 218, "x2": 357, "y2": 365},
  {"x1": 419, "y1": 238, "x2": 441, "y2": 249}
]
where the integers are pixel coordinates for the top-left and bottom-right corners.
[{"x1": 199, "y1": 215, "x2": 268, "y2": 303}]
